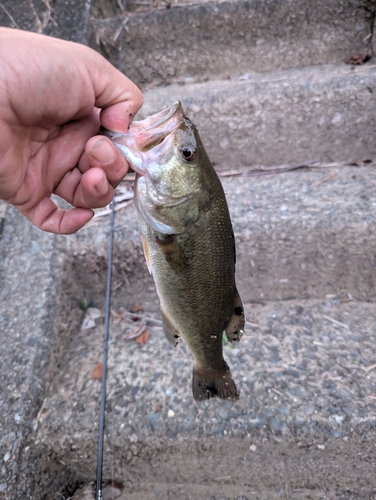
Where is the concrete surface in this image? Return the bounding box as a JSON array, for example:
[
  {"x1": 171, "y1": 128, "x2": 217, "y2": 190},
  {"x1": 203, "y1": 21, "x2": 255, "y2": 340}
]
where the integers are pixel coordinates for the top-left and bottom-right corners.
[
  {"x1": 138, "y1": 63, "x2": 376, "y2": 168},
  {"x1": 35, "y1": 297, "x2": 376, "y2": 499},
  {"x1": 1, "y1": 165, "x2": 376, "y2": 498},
  {"x1": 0, "y1": 0, "x2": 92, "y2": 43},
  {"x1": 0, "y1": 0, "x2": 376, "y2": 499},
  {"x1": 230, "y1": 163, "x2": 376, "y2": 302},
  {"x1": 0, "y1": 203, "x2": 117, "y2": 498},
  {"x1": 1, "y1": 1, "x2": 374, "y2": 84},
  {"x1": 90, "y1": 0, "x2": 375, "y2": 86},
  {"x1": 0, "y1": 208, "x2": 66, "y2": 499}
]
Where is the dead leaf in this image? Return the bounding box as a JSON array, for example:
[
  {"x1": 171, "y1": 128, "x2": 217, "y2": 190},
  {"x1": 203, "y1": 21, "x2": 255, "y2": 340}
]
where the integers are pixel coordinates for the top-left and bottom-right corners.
[
  {"x1": 124, "y1": 321, "x2": 147, "y2": 340},
  {"x1": 92, "y1": 363, "x2": 103, "y2": 379},
  {"x1": 80, "y1": 316, "x2": 96, "y2": 334},
  {"x1": 347, "y1": 50, "x2": 372, "y2": 65},
  {"x1": 106, "y1": 480, "x2": 123, "y2": 489},
  {"x1": 86, "y1": 307, "x2": 102, "y2": 319},
  {"x1": 111, "y1": 309, "x2": 125, "y2": 320},
  {"x1": 130, "y1": 304, "x2": 143, "y2": 313},
  {"x1": 136, "y1": 329, "x2": 149, "y2": 346}
]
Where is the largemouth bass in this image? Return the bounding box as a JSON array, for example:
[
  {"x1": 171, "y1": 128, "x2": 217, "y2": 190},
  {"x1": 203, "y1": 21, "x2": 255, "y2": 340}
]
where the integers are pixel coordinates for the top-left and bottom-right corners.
[{"x1": 104, "y1": 101, "x2": 245, "y2": 401}]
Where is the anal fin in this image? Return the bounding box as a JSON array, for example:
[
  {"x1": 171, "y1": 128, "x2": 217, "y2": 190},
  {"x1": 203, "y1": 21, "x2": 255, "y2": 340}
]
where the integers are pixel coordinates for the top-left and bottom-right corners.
[
  {"x1": 225, "y1": 288, "x2": 245, "y2": 343},
  {"x1": 161, "y1": 309, "x2": 181, "y2": 347}
]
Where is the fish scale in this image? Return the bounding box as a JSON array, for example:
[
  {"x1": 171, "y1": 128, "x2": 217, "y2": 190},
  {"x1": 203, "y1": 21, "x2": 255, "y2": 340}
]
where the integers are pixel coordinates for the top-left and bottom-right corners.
[
  {"x1": 147, "y1": 194, "x2": 234, "y2": 353},
  {"x1": 104, "y1": 101, "x2": 245, "y2": 401}
]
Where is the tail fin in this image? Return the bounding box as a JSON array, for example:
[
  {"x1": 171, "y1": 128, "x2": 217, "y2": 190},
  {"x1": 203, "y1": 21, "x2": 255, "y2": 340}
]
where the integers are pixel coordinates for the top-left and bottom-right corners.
[{"x1": 192, "y1": 362, "x2": 239, "y2": 401}]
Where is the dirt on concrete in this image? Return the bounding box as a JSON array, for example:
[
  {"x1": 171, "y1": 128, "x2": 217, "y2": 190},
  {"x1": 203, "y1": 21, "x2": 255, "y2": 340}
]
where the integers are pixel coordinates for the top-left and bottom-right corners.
[
  {"x1": 1, "y1": 2, "x2": 376, "y2": 498},
  {"x1": 31, "y1": 292, "x2": 376, "y2": 499},
  {"x1": 22, "y1": 167, "x2": 376, "y2": 499}
]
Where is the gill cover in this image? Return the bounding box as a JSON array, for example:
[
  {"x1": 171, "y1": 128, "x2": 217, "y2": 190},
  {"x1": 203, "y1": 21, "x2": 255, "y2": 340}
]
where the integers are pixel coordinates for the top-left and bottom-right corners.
[{"x1": 103, "y1": 101, "x2": 208, "y2": 234}]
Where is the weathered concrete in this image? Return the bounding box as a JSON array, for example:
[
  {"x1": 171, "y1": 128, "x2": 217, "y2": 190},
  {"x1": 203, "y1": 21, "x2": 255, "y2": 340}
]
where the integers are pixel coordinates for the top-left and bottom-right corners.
[
  {"x1": 0, "y1": 209, "x2": 64, "y2": 499},
  {"x1": 1, "y1": 164, "x2": 375, "y2": 497},
  {"x1": 2, "y1": 1, "x2": 374, "y2": 87},
  {"x1": 0, "y1": 0, "x2": 92, "y2": 43},
  {"x1": 138, "y1": 63, "x2": 376, "y2": 168},
  {"x1": 0, "y1": 0, "x2": 376, "y2": 498},
  {"x1": 230, "y1": 163, "x2": 376, "y2": 302},
  {"x1": 2, "y1": 160, "x2": 376, "y2": 498},
  {"x1": 33, "y1": 295, "x2": 376, "y2": 499},
  {"x1": 373, "y1": 5, "x2": 376, "y2": 58},
  {"x1": 90, "y1": 0, "x2": 375, "y2": 87},
  {"x1": 0, "y1": 204, "x2": 145, "y2": 499}
]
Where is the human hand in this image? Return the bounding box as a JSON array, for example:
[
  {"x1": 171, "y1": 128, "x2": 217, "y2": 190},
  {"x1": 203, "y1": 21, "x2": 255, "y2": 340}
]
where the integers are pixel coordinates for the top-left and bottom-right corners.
[{"x1": 0, "y1": 28, "x2": 143, "y2": 234}]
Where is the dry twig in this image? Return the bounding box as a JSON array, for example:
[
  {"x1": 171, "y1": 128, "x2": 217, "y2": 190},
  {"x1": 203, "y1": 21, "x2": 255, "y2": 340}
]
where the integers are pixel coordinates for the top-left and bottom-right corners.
[
  {"x1": 365, "y1": 363, "x2": 376, "y2": 374},
  {"x1": 322, "y1": 314, "x2": 349, "y2": 329},
  {"x1": 0, "y1": 2, "x2": 20, "y2": 28},
  {"x1": 218, "y1": 160, "x2": 323, "y2": 178},
  {"x1": 124, "y1": 321, "x2": 147, "y2": 340},
  {"x1": 314, "y1": 172, "x2": 337, "y2": 187}
]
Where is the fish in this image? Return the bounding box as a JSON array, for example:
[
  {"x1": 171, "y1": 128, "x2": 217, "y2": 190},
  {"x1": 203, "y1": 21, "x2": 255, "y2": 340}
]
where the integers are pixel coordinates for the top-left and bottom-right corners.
[{"x1": 103, "y1": 101, "x2": 245, "y2": 401}]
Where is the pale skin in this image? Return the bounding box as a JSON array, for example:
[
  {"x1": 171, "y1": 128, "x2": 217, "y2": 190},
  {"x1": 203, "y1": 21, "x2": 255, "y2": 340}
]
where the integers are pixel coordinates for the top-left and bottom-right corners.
[{"x1": 0, "y1": 28, "x2": 143, "y2": 234}]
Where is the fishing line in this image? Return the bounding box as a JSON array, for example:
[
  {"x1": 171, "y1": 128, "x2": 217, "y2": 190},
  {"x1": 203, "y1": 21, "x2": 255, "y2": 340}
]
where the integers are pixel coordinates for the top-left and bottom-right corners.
[
  {"x1": 95, "y1": 198, "x2": 116, "y2": 500},
  {"x1": 95, "y1": 19, "x2": 127, "y2": 499}
]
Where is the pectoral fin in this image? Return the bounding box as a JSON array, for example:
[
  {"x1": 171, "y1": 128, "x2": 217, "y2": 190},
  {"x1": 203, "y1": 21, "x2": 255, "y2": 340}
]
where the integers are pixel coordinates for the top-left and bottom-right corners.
[
  {"x1": 161, "y1": 309, "x2": 181, "y2": 347},
  {"x1": 225, "y1": 288, "x2": 245, "y2": 343},
  {"x1": 155, "y1": 233, "x2": 188, "y2": 275}
]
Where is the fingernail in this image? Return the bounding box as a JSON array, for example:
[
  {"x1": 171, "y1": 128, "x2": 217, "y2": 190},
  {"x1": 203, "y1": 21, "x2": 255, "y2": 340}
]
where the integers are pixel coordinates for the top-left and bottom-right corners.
[
  {"x1": 92, "y1": 138, "x2": 116, "y2": 164},
  {"x1": 95, "y1": 175, "x2": 110, "y2": 196}
]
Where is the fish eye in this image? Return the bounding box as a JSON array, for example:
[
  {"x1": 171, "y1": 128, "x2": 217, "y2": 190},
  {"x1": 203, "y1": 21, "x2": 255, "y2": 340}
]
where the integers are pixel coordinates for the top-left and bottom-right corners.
[{"x1": 181, "y1": 146, "x2": 196, "y2": 162}]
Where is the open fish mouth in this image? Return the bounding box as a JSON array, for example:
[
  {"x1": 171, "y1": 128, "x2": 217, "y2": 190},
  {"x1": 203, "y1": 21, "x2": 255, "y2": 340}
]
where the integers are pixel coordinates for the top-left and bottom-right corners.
[
  {"x1": 131, "y1": 101, "x2": 184, "y2": 149},
  {"x1": 100, "y1": 101, "x2": 185, "y2": 166}
]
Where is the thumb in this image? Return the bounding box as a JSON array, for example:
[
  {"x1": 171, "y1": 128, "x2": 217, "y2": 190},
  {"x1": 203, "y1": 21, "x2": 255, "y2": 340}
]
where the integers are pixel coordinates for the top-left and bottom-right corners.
[{"x1": 86, "y1": 49, "x2": 143, "y2": 133}]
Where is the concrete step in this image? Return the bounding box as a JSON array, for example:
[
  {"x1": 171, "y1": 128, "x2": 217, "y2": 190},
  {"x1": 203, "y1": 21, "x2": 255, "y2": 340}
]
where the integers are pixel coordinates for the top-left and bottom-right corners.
[
  {"x1": 137, "y1": 63, "x2": 376, "y2": 168},
  {"x1": 33, "y1": 294, "x2": 376, "y2": 499},
  {"x1": 72, "y1": 483, "x2": 371, "y2": 500},
  {"x1": 1, "y1": 159, "x2": 376, "y2": 498},
  {"x1": 0, "y1": 165, "x2": 370, "y2": 497},
  {"x1": 89, "y1": 0, "x2": 375, "y2": 87},
  {"x1": 227, "y1": 162, "x2": 376, "y2": 302},
  {"x1": 0, "y1": 209, "x2": 72, "y2": 499},
  {"x1": 1, "y1": 0, "x2": 374, "y2": 87},
  {"x1": 0, "y1": 1, "x2": 376, "y2": 498},
  {"x1": 72, "y1": 162, "x2": 376, "y2": 305}
]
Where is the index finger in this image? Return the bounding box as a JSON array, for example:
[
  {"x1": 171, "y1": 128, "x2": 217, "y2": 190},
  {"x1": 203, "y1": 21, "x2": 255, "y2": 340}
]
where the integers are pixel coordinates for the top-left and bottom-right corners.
[{"x1": 86, "y1": 50, "x2": 143, "y2": 132}]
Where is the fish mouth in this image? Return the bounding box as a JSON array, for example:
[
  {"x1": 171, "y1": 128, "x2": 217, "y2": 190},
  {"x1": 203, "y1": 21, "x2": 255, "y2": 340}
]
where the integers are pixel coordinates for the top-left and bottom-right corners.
[
  {"x1": 101, "y1": 101, "x2": 184, "y2": 156},
  {"x1": 132, "y1": 101, "x2": 184, "y2": 148}
]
